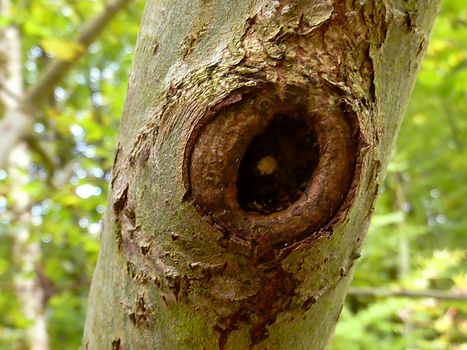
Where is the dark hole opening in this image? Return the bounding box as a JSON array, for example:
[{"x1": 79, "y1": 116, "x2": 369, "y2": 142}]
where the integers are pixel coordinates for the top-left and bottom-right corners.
[{"x1": 237, "y1": 113, "x2": 320, "y2": 214}]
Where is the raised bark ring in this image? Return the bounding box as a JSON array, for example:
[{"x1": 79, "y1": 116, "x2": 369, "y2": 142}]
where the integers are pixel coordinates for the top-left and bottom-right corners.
[{"x1": 188, "y1": 84, "x2": 357, "y2": 245}]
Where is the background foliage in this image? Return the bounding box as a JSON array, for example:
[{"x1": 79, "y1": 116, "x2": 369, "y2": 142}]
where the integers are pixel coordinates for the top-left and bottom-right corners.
[{"x1": 0, "y1": 0, "x2": 465, "y2": 349}]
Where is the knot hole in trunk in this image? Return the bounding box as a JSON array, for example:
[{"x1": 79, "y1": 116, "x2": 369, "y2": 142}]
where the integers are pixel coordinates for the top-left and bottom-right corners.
[{"x1": 186, "y1": 84, "x2": 358, "y2": 245}]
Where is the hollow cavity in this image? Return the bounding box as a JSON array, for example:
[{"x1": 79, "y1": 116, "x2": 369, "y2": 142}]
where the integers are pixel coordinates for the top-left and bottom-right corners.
[{"x1": 237, "y1": 113, "x2": 319, "y2": 214}]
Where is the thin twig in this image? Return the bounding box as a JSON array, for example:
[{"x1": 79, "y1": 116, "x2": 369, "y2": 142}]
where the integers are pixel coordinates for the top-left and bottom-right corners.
[
  {"x1": 0, "y1": 81, "x2": 22, "y2": 103},
  {"x1": 348, "y1": 287, "x2": 467, "y2": 301},
  {"x1": 25, "y1": 0, "x2": 133, "y2": 107}
]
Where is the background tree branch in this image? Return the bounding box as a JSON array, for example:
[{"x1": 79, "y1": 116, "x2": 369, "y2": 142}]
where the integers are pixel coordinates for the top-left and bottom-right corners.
[
  {"x1": 348, "y1": 288, "x2": 467, "y2": 301},
  {"x1": 0, "y1": 0, "x2": 133, "y2": 168}
]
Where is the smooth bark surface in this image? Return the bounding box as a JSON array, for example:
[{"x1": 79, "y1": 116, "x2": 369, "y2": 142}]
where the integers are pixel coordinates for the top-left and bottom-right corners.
[{"x1": 83, "y1": 1, "x2": 439, "y2": 349}]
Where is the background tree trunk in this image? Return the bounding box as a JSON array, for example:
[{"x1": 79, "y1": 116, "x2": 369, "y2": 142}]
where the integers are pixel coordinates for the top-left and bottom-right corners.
[
  {"x1": 83, "y1": 1, "x2": 439, "y2": 349},
  {"x1": 1, "y1": 1, "x2": 50, "y2": 348}
]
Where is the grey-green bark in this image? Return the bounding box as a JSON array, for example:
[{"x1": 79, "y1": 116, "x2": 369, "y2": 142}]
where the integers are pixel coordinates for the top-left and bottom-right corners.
[{"x1": 83, "y1": 1, "x2": 439, "y2": 349}]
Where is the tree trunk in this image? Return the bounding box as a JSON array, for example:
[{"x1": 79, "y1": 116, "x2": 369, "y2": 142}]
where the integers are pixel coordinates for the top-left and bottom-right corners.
[
  {"x1": 83, "y1": 1, "x2": 439, "y2": 349},
  {"x1": 10, "y1": 145, "x2": 50, "y2": 350}
]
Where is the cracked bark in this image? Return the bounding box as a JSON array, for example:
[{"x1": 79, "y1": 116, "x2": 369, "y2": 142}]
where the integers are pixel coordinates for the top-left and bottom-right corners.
[{"x1": 83, "y1": 0, "x2": 439, "y2": 349}]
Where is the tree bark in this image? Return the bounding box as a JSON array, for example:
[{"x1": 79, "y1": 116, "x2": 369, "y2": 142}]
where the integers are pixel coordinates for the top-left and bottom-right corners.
[{"x1": 83, "y1": 1, "x2": 439, "y2": 349}]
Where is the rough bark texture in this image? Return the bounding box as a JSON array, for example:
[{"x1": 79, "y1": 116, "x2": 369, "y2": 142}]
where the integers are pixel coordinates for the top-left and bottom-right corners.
[{"x1": 83, "y1": 1, "x2": 439, "y2": 349}]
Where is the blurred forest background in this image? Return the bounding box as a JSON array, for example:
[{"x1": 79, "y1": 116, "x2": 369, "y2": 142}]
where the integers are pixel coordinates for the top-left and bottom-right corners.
[{"x1": 0, "y1": 0, "x2": 465, "y2": 349}]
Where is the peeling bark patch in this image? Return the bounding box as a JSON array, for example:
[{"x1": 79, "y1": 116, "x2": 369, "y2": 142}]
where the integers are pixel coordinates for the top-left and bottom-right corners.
[
  {"x1": 180, "y1": 23, "x2": 208, "y2": 59},
  {"x1": 112, "y1": 179, "x2": 141, "y2": 255},
  {"x1": 112, "y1": 182, "x2": 129, "y2": 249},
  {"x1": 111, "y1": 143, "x2": 122, "y2": 186},
  {"x1": 214, "y1": 312, "x2": 242, "y2": 350},
  {"x1": 128, "y1": 122, "x2": 158, "y2": 165},
  {"x1": 127, "y1": 293, "x2": 155, "y2": 329},
  {"x1": 111, "y1": 338, "x2": 122, "y2": 350},
  {"x1": 214, "y1": 267, "x2": 297, "y2": 348},
  {"x1": 248, "y1": 269, "x2": 295, "y2": 344},
  {"x1": 151, "y1": 41, "x2": 159, "y2": 56},
  {"x1": 301, "y1": 295, "x2": 317, "y2": 311},
  {"x1": 113, "y1": 182, "x2": 128, "y2": 217},
  {"x1": 171, "y1": 275, "x2": 182, "y2": 301},
  {"x1": 361, "y1": 0, "x2": 388, "y2": 49},
  {"x1": 140, "y1": 242, "x2": 151, "y2": 255}
]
